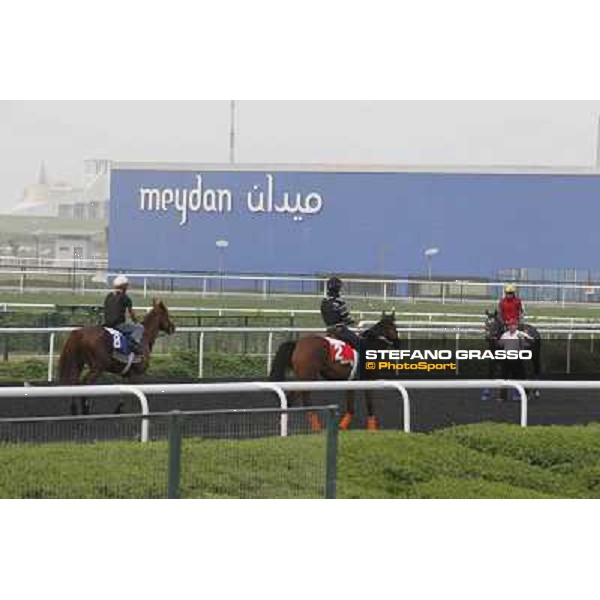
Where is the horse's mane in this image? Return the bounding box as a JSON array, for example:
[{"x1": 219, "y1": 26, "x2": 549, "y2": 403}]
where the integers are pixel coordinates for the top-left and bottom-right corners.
[
  {"x1": 142, "y1": 298, "x2": 168, "y2": 324},
  {"x1": 362, "y1": 314, "x2": 396, "y2": 339}
]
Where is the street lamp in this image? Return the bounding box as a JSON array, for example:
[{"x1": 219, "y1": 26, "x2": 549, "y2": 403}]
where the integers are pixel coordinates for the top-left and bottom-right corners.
[
  {"x1": 424, "y1": 247, "x2": 440, "y2": 281},
  {"x1": 215, "y1": 239, "x2": 229, "y2": 273},
  {"x1": 216, "y1": 239, "x2": 229, "y2": 294}
]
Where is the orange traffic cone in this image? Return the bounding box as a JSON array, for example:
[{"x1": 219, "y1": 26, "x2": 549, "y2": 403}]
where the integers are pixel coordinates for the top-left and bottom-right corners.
[
  {"x1": 366, "y1": 416, "x2": 379, "y2": 431},
  {"x1": 339, "y1": 412, "x2": 353, "y2": 431}
]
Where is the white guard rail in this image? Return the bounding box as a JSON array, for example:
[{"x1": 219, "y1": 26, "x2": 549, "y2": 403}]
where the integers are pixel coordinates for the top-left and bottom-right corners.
[
  {"x1": 1, "y1": 380, "x2": 409, "y2": 438},
  {"x1": 398, "y1": 379, "x2": 529, "y2": 427},
  {"x1": 135, "y1": 380, "x2": 411, "y2": 435},
  {"x1": 0, "y1": 385, "x2": 150, "y2": 441},
  {"x1": 0, "y1": 324, "x2": 596, "y2": 380},
  {"x1": 7, "y1": 379, "x2": 598, "y2": 441}
]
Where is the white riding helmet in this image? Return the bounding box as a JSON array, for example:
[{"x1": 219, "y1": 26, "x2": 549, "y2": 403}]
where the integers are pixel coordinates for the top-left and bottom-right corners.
[{"x1": 113, "y1": 275, "x2": 129, "y2": 288}]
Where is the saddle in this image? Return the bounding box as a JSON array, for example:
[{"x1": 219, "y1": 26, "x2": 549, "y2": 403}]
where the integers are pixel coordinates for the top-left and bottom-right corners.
[{"x1": 104, "y1": 327, "x2": 143, "y2": 373}]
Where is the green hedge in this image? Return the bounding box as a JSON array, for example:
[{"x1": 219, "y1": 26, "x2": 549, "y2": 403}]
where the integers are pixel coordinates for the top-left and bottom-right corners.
[
  {"x1": 0, "y1": 350, "x2": 267, "y2": 383},
  {"x1": 2, "y1": 423, "x2": 600, "y2": 498},
  {"x1": 0, "y1": 359, "x2": 47, "y2": 381}
]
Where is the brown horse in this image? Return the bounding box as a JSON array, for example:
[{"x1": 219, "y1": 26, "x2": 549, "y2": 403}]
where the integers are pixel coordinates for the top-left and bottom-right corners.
[
  {"x1": 58, "y1": 298, "x2": 176, "y2": 414},
  {"x1": 269, "y1": 313, "x2": 400, "y2": 431}
]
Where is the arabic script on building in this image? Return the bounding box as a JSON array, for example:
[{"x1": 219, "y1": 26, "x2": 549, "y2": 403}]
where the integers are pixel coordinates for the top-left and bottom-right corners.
[{"x1": 138, "y1": 173, "x2": 324, "y2": 226}]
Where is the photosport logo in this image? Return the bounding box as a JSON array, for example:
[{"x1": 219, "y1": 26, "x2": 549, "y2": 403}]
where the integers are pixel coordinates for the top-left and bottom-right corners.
[{"x1": 361, "y1": 348, "x2": 532, "y2": 376}]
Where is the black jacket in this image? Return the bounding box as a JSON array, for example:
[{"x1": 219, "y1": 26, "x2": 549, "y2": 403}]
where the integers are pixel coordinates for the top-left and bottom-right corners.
[
  {"x1": 320, "y1": 295, "x2": 355, "y2": 328},
  {"x1": 103, "y1": 291, "x2": 133, "y2": 327}
]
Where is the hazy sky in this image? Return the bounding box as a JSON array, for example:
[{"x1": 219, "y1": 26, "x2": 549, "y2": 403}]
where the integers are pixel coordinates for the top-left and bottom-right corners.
[{"x1": 1, "y1": 100, "x2": 600, "y2": 209}]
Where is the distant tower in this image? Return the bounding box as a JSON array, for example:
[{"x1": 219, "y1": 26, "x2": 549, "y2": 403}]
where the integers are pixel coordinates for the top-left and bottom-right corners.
[{"x1": 37, "y1": 161, "x2": 47, "y2": 185}]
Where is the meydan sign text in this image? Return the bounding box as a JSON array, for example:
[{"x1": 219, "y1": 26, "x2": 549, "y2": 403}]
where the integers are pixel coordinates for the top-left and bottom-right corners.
[{"x1": 138, "y1": 173, "x2": 324, "y2": 226}]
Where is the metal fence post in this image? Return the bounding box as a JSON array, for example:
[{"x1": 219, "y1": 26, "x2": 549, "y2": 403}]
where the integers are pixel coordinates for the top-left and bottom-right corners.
[
  {"x1": 455, "y1": 332, "x2": 460, "y2": 376},
  {"x1": 47, "y1": 332, "x2": 55, "y2": 382},
  {"x1": 324, "y1": 406, "x2": 338, "y2": 499},
  {"x1": 266, "y1": 331, "x2": 273, "y2": 376},
  {"x1": 197, "y1": 331, "x2": 205, "y2": 379},
  {"x1": 167, "y1": 410, "x2": 183, "y2": 499}
]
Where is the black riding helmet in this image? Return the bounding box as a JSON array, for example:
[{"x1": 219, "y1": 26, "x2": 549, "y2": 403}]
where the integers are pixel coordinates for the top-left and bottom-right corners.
[{"x1": 327, "y1": 276, "x2": 342, "y2": 294}]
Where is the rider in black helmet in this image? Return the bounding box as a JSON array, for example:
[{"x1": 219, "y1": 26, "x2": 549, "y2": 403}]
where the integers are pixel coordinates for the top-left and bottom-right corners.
[{"x1": 320, "y1": 276, "x2": 360, "y2": 350}]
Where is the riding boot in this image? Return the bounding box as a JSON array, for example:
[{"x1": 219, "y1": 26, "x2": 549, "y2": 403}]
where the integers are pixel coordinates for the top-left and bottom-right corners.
[{"x1": 131, "y1": 340, "x2": 143, "y2": 355}]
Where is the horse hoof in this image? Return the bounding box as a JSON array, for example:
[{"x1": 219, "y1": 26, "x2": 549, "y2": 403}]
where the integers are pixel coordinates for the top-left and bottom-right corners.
[
  {"x1": 339, "y1": 413, "x2": 353, "y2": 431},
  {"x1": 307, "y1": 412, "x2": 322, "y2": 433},
  {"x1": 366, "y1": 416, "x2": 379, "y2": 431}
]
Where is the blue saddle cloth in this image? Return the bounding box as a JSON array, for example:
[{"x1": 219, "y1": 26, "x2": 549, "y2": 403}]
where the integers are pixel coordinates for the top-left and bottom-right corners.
[{"x1": 105, "y1": 327, "x2": 131, "y2": 355}]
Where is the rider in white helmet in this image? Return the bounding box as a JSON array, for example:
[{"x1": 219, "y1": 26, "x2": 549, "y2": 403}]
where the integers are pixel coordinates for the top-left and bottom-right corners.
[{"x1": 103, "y1": 275, "x2": 144, "y2": 353}]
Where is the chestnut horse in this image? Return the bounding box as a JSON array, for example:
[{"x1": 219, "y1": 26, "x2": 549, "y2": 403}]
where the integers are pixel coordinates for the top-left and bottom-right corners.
[
  {"x1": 269, "y1": 313, "x2": 400, "y2": 431},
  {"x1": 58, "y1": 298, "x2": 175, "y2": 414}
]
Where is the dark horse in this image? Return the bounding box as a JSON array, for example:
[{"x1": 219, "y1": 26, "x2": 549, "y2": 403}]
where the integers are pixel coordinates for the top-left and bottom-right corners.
[
  {"x1": 269, "y1": 312, "x2": 401, "y2": 431},
  {"x1": 483, "y1": 309, "x2": 541, "y2": 400},
  {"x1": 58, "y1": 298, "x2": 176, "y2": 414}
]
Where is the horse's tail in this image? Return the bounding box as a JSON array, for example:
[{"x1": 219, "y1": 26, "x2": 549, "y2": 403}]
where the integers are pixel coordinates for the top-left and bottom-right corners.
[
  {"x1": 269, "y1": 341, "x2": 296, "y2": 381},
  {"x1": 57, "y1": 331, "x2": 82, "y2": 385}
]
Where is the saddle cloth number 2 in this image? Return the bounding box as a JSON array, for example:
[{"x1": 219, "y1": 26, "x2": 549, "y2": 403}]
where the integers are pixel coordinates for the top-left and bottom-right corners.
[{"x1": 331, "y1": 339, "x2": 345, "y2": 361}]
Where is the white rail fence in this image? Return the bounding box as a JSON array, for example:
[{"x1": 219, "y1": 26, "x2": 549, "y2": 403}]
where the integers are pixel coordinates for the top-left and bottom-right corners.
[
  {"x1": 4, "y1": 301, "x2": 600, "y2": 325},
  {"x1": 4, "y1": 378, "x2": 598, "y2": 442},
  {"x1": 2, "y1": 267, "x2": 600, "y2": 306},
  {"x1": 0, "y1": 324, "x2": 595, "y2": 380},
  {"x1": 1, "y1": 384, "x2": 151, "y2": 441}
]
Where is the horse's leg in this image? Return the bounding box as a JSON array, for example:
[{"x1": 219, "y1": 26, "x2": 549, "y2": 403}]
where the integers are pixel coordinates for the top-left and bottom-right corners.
[
  {"x1": 291, "y1": 340, "x2": 328, "y2": 433},
  {"x1": 65, "y1": 365, "x2": 84, "y2": 415},
  {"x1": 302, "y1": 391, "x2": 323, "y2": 433},
  {"x1": 115, "y1": 373, "x2": 136, "y2": 414},
  {"x1": 365, "y1": 390, "x2": 379, "y2": 431},
  {"x1": 531, "y1": 342, "x2": 541, "y2": 399},
  {"x1": 113, "y1": 398, "x2": 124, "y2": 414},
  {"x1": 286, "y1": 388, "x2": 321, "y2": 433},
  {"x1": 482, "y1": 357, "x2": 493, "y2": 401},
  {"x1": 485, "y1": 337, "x2": 503, "y2": 401},
  {"x1": 80, "y1": 368, "x2": 102, "y2": 415},
  {"x1": 339, "y1": 390, "x2": 354, "y2": 431}
]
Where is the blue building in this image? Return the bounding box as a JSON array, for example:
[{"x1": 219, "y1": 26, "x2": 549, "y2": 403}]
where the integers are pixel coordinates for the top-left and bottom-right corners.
[{"x1": 109, "y1": 163, "x2": 600, "y2": 281}]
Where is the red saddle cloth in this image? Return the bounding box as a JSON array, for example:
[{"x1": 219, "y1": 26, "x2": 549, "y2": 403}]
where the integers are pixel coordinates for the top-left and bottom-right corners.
[{"x1": 325, "y1": 337, "x2": 355, "y2": 364}]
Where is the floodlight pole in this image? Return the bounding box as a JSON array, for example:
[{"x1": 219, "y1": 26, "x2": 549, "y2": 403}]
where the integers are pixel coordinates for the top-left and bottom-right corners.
[{"x1": 230, "y1": 100, "x2": 236, "y2": 164}]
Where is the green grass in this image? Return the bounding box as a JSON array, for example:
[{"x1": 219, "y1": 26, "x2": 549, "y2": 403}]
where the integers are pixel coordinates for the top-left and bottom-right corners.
[{"x1": 2, "y1": 423, "x2": 600, "y2": 498}]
